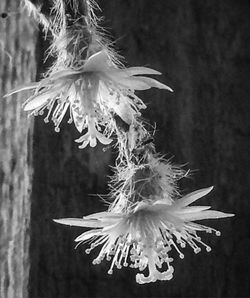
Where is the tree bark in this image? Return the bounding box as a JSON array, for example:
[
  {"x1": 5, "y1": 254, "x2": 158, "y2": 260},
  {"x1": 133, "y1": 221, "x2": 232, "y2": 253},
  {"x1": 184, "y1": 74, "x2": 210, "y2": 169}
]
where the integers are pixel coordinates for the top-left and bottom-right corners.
[
  {"x1": 0, "y1": 1, "x2": 36, "y2": 297},
  {"x1": 29, "y1": 0, "x2": 250, "y2": 297}
]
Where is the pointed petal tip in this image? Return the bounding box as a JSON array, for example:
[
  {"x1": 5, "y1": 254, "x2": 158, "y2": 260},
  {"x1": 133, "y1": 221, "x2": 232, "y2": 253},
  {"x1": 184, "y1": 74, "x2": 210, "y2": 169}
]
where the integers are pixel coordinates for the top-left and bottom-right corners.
[
  {"x1": 174, "y1": 186, "x2": 215, "y2": 208},
  {"x1": 4, "y1": 82, "x2": 39, "y2": 98},
  {"x1": 53, "y1": 219, "x2": 63, "y2": 224},
  {"x1": 23, "y1": 104, "x2": 32, "y2": 112},
  {"x1": 225, "y1": 213, "x2": 235, "y2": 217},
  {"x1": 211, "y1": 211, "x2": 235, "y2": 219},
  {"x1": 214, "y1": 211, "x2": 235, "y2": 219},
  {"x1": 199, "y1": 185, "x2": 214, "y2": 195},
  {"x1": 53, "y1": 218, "x2": 80, "y2": 226},
  {"x1": 207, "y1": 185, "x2": 214, "y2": 192},
  {"x1": 126, "y1": 66, "x2": 162, "y2": 76},
  {"x1": 74, "y1": 235, "x2": 82, "y2": 242}
]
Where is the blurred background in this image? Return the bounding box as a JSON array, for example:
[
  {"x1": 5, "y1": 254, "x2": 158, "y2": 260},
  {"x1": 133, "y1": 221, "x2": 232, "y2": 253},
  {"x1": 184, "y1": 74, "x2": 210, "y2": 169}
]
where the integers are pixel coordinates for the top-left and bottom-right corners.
[{"x1": 1, "y1": 0, "x2": 250, "y2": 297}]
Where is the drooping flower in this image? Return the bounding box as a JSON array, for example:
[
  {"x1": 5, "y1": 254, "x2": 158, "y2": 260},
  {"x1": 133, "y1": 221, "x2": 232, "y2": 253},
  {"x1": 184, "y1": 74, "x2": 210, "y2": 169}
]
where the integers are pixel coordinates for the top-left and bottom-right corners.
[
  {"x1": 6, "y1": 50, "x2": 172, "y2": 148},
  {"x1": 54, "y1": 187, "x2": 234, "y2": 284}
]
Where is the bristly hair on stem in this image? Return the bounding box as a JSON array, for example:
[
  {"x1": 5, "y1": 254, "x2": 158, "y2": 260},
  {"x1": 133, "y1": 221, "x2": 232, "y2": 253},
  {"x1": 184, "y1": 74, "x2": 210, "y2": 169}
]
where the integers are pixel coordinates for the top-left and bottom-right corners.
[{"x1": 108, "y1": 153, "x2": 188, "y2": 213}]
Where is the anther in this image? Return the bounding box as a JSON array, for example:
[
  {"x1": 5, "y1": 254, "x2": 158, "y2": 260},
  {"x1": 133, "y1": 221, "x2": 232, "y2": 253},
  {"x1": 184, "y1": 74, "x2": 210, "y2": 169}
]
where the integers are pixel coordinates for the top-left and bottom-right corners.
[{"x1": 206, "y1": 246, "x2": 212, "y2": 252}]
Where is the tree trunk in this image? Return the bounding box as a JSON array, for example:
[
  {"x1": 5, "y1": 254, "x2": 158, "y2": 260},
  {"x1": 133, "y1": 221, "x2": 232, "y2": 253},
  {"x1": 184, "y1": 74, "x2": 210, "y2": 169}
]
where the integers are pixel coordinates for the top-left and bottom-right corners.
[
  {"x1": 0, "y1": 1, "x2": 36, "y2": 298},
  {"x1": 29, "y1": 0, "x2": 249, "y2": 297}
]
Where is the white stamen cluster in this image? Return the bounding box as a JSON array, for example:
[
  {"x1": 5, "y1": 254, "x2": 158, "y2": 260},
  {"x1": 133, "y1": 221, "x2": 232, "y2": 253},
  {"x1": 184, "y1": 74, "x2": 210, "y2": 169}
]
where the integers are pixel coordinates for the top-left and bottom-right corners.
[{"x1": 54, "y1": 187, "x2": 234, "y2": 284}]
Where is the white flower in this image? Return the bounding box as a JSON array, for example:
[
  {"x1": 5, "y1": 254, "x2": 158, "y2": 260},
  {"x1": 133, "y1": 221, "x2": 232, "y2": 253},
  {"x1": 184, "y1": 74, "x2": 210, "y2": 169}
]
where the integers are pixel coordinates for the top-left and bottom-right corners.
[
  {"x1": 6, "y1": 50, "x2": 172, "y2": 148},
  {"x1": 54, "y1": 187, "x2": 234, "y2": 284}
]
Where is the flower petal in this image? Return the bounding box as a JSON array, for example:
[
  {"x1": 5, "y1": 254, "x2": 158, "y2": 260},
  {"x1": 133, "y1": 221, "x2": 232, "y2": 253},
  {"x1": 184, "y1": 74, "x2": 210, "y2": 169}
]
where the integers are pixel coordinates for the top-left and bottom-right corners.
[
  {"x1": 135, "y1": 76, "x2": 173, "y2": 91},
  {"x1": 125, "y1": 66, "x2": 162, "y2": 76},
  {"x1": 112, "y1": 76, "x2": 151, "y2": 90},
  {"x1": 174, "y1": 186, "x2": 214, "y2": 208},
  {"x1": 113, "y1": 101, "x2": 136, "y2": 125},
  {"x1": 84, "y1": 212, "x2": 122, "y2": 220},
  {"x1": 4, "y1": 82, "x2": 39, "y2": 97},
  {"x1": 75, "y1": 229, "x2": 102, "y2": 242},
  {"x1": 107, "y1": 67, "x2": 161, "y2": 78},
  {"x1": 84, "y1": 50, "x2": 110, "y2": 72},
  {"x1": 181, "y1": 210, "x2": 235, "y2": 221},
  {"x1": 49, "y1": 69, "x2": 82, "y2": 81},
  {"x1": 23, "y1": 92, "x2": 54, "y2": 111},
  {"x1": 173, "y1": 206, "x2": 211, "y2": 214},
  {"x1": 53, "y1": 218, "x2": 106, "y2": 228}
]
